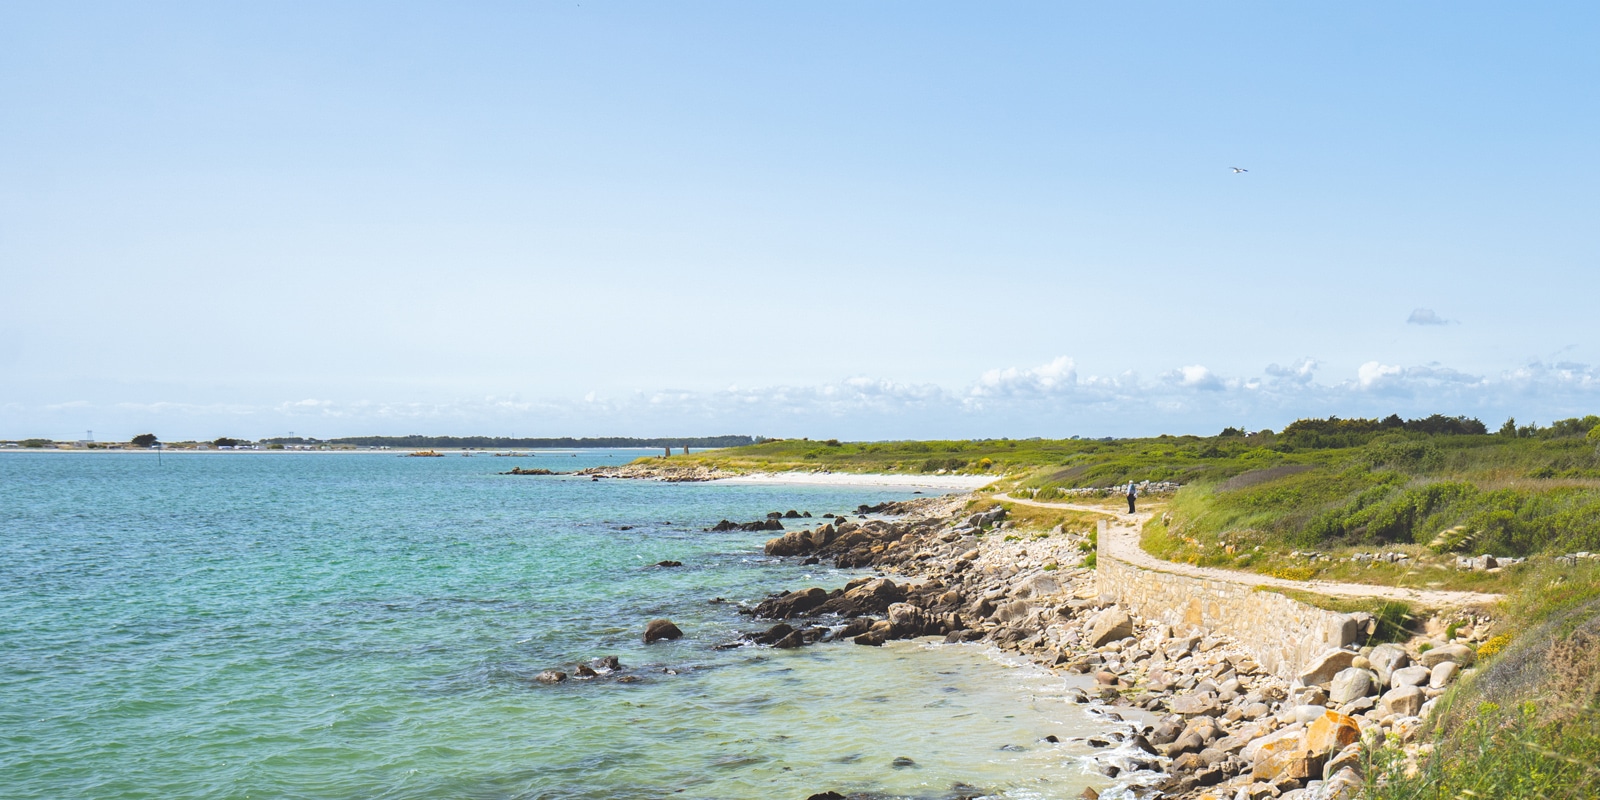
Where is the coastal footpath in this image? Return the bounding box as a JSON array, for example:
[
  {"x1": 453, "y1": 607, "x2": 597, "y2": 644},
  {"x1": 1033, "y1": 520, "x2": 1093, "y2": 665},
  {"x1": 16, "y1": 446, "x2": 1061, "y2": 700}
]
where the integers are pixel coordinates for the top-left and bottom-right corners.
[{"x1": 727, "y1": 491, "x2": 1494, "y2": 800}]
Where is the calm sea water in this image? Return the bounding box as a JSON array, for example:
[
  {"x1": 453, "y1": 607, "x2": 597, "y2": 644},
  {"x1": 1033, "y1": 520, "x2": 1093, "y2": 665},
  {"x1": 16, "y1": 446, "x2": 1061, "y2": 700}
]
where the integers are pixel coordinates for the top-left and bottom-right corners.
[{"x1": 0, "y1": 452, "x2": 1113, "y2": 800}]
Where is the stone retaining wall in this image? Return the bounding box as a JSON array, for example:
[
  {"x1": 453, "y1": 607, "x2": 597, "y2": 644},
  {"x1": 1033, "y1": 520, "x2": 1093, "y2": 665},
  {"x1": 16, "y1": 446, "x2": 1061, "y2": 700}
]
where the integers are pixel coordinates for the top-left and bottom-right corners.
[{"x1": 1096, "y1": 520, "x2": 1356, "y2": 680}]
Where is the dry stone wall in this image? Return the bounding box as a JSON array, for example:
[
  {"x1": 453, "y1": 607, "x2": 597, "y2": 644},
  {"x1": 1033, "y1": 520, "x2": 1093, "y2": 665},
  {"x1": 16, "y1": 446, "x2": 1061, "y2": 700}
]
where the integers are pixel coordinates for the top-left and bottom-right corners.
[{"x1": 1095, "y1": 520, "x2": 1357, "y2": 680}]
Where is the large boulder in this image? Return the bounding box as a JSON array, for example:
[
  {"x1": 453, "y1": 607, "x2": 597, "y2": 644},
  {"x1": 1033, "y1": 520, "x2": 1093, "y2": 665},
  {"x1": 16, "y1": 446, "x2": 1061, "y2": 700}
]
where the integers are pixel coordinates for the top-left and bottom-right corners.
[
  {"x1": 764, "y1": 525, "x2": 836, "y2": 556},
  {"x1": 992, "y1": 599, "x2": 1034, "y2": 627},
  {"x1": 886, "y1": 603, "x2": 946, "y2": 638},
  {"x1": 1419, "y1": 643, "x2": 1477, "y2": 669},
  {"x1": 1086, "y1": 607, "x2": 1134, "y2": 646},
  {"x1": 1389, "y1": 665, "x2": 1431, "y2": 689},
  {"x1": 1430, "y1": 661, "x2": 1461, "y2": 689},
  {"x1": 1010, "y1": 571, "x2": 1062, "y2": 600},
  {"x1": 1328, "y1": 668, "x2": 1378, "y2": 704},
  {"x1": 1251, "y1": 733, "x2": 1321, "y2": 784},
  {"x1": 644, "y1": 618, "x2": 684, "y2": 643},
  {"x1": 751, "y1": 587, "x2": 831, "y2": 619},
  {"x1": 1305, "y1": 711, "x2": 1360, "y2": 757},
  {"x1": 1298, "y1": 649, "x2": 1358, "y2": 686},
  {"x1": 1368, "y1": 644, "x2": 1411, "y2": 684},
  {"x1": 815, "y1": 578, "x2": 906, "y2": 617},
  {"x1": 1380, "y1": 685, "x2": 1424, "y2": 718},
  {"x1": 1243, "y1": 726, "x2": 1304, "y2": 764},
  {"x1": 1169, "y1": 693, "x2": 1222, "y2": 717}
]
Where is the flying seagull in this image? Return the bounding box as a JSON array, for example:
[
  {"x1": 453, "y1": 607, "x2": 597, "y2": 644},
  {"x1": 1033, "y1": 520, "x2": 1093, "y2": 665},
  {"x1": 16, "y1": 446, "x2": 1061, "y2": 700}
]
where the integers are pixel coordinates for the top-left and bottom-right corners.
[{"x1": 1231, "y1": 167, "x2": 1248, "y2": 173}]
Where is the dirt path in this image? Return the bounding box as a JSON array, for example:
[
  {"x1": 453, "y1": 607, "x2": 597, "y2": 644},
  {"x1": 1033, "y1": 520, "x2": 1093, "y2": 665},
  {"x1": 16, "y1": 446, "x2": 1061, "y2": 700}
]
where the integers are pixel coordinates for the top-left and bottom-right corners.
[{"x1": 993, "y1": 493, "x2": 1502, "y2": 608}]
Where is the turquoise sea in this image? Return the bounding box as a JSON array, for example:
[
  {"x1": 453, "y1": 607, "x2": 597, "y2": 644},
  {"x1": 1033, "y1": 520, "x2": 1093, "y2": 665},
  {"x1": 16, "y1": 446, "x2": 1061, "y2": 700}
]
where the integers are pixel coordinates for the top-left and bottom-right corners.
[{"x1": 1, "y1": 452, "x2": 1115, "y2": 799}]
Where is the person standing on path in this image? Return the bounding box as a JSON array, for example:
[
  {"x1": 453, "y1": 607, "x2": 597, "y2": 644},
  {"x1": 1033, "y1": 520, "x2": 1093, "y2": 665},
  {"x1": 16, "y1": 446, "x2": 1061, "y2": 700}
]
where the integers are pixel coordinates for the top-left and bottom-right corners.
[{"x1": 1125, "y1": 481, "x2": 1137, "y2": 514}]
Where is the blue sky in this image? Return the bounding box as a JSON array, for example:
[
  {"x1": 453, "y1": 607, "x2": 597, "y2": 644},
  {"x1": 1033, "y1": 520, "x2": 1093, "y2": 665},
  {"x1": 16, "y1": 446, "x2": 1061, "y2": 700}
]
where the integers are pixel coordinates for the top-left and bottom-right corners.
[{"x1": 3, "y1": 2, "x2": 1597, "y2": 440}]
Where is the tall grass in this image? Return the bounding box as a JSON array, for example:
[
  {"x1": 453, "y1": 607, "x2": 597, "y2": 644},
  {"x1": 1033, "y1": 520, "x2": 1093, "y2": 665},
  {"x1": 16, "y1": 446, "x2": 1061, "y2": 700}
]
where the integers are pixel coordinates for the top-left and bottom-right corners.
[{"x1": 1364, "y1": 562, "x2": 1600, "y2": 799}]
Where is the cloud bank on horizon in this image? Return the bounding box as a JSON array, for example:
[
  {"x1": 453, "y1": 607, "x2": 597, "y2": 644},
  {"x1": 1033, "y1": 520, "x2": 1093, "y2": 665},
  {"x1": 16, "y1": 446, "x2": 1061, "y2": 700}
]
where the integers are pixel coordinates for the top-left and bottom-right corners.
[{"x1": 9, "y1": 355, "x2": 1598, "y2": 442}]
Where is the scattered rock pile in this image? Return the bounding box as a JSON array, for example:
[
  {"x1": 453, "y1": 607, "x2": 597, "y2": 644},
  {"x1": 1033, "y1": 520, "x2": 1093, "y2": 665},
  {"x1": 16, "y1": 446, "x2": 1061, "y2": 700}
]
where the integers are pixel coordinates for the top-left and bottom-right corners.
[
  {"x1": 746, "y1": 495, "x2": 1493, "y2": 800},
  {"x1": 709, "y1": 518, "x2": 785, "y2": 532},
  {"x1": 575, "y1": 464, "x2": 739, "y2": 482},
  {"x1": 1452, "y1": 553, "x2": 1527, "y2": 571},
  {"x1": 499, "y1": 466, "x2": 561, "y2": 475},
  {"x1": 1555, "y1": 551, "x2": 1600, "y2": 566}
]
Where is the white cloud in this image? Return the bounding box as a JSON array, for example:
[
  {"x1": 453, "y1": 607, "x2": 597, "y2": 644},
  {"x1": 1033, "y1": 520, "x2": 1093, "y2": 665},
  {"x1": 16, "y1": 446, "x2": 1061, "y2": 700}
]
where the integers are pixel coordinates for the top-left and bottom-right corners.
[
  {"x1": 1171, "y1": 364, "x2": 1224, "y2": 391},
  {"x1": 1407, "y1": 308, "x2": 1456, "y2": 325},
  {"x1": 971, "y1": 356, "x2": 1077, "y2": 397},
  {"x1": 1265, "y1": 358, "x2": 1318, "y2": 385},
  {"x1": 1357, "y1": 361, "x2": 1403, "y2": 389}
]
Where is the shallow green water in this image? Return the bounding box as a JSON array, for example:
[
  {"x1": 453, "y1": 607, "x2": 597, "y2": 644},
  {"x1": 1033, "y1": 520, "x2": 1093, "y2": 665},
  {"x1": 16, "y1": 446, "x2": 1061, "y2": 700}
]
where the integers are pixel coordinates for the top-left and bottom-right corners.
[{"x1": 0, "y1": 452, "x2": 1113, "y2": 799}]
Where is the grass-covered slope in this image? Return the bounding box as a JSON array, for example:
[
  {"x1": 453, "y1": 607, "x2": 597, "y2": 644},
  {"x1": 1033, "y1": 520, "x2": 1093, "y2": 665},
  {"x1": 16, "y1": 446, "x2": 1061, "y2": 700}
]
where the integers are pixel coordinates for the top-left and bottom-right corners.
[
  {"x1": 687, "y1": 415, "x2": 1600, "y2": 562},
  {"x1": 1365, "y1": 560, "x2": 1600, "y2": 799}
]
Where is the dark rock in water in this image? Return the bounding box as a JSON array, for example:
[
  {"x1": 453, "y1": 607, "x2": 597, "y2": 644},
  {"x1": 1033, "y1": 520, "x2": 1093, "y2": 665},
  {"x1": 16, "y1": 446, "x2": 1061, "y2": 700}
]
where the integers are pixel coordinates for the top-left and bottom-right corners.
[
  {"x1": 999, "y1": 744, "x2": 1026, "y2": 751},
  {"x1": 595, "y1": 656, "x2": 622, "y2": 671},
  {"x1": 616, "y1": 675, "x2": 640, "y2": 683},
  {"x1": 764, "y1": 524, "x2": 837, "y2": 557},
  {"x1": 500, "y1": 466, "x2": 559, "y2": 475},
  {"x1": 643, "y1": 619, "x2": 683, "y2": 643},
  {"x1": 574, "y1": 665, "x2": 598, "y2": 678},
  {"x1": 813, "y1": 577, "x2": 905, "y2": 617},
  {"x1": 802, "y1": 556, "x2": 820, "y2": 565},
  {"x1": 838, "y1": 617, "x2": 875, "y2": 639},
  {"x1": 802, "y1": 511, "x2": 813, "y2": 517},
  {"x1": 1043, "y1": 734, "x2": 1060, "y2": 743},
  {"x1": 853, "y1": 631, "x2": 885, "y2": 646},
  {"x1": 754, "y1": 623, "x2": 795, "y2": 645},
  {"x1": 773, "y1": 631, "x2": 805, "y2": 649},
  {"x1": 749, "y1": 586, "x2": 830, "y2": 619},
  {"x1": 891, "y1": 756, "x2": 917, "y2": 768},
  {"x1": 1129, "y1": 734, "x2": 1159, "y2": 755},
  {"x1": 944, "y1": 629, "x2": 984, "y2": 643},
  {"x1": 709, "y1": 518, "x2": 784, "y2": 532},
  {"x1": 822, "y1": 513, "x2": 836, "y2": 518},
  {"x1": 784, "y1": 509, "x2": 803, "y2": 518},
  {"x1": 535, "y1": 670, "x2": 567, "y2": 683},
  {"x1": 655, "y1": 560, "x2": 683, "y2": 567},
  {"x1": 1079, "y1": 788, "x2": 1100, "y2": 800},
  {"x1": 806, "y1": 793, "x2": 845, "y2": 800},
  {"x1": 1098, "y1": 764, "x2": 1120, "y2": 778},
  {"x1": 1086, "y1": 737, "x2": 1110, "y2": 748},
  {"x1": 767, "y1": 511, "x2": 784, "y2": 519}
]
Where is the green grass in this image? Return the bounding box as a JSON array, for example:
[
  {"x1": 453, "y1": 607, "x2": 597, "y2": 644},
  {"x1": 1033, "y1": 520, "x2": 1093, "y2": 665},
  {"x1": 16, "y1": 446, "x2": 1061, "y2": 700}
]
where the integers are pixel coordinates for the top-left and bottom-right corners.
[
  {"x1": 1363, "y1": 561, "x2": 1600, "y2": 799},
  {"x1": 679, "y1": 417, "x2": 1600, "y2": 566}
]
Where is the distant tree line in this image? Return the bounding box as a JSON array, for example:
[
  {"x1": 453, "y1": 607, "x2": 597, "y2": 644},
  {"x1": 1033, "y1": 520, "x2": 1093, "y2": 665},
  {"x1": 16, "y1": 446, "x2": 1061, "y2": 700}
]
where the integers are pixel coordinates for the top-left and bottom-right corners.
[
  {"x1": 1276, "y1": 414, "x2": 1487, "y2": 449},
  {"x1": 320, "y1": 435, "x2": 759, "y2": 448}
]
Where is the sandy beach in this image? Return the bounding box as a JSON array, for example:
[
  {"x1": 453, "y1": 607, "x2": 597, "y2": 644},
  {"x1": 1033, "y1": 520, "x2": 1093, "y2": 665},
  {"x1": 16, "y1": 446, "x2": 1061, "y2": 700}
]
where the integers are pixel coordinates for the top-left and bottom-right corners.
[{"x1": 710, "y1": 471, "x2": 998, "y2": 490}]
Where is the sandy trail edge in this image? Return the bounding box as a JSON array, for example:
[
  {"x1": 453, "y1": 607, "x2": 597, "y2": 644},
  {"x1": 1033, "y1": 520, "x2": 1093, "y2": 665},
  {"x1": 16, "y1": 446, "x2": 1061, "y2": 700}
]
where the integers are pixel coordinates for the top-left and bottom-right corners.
[{"x1": 993, "y1": 493, "x2": 1503, "y2": 608}]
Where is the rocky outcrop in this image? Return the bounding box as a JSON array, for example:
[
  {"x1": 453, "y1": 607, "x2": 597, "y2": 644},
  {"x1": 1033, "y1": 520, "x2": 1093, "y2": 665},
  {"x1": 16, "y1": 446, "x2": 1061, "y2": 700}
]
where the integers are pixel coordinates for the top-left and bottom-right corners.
[
  {"x1": 575, "y1": 463, "x2": 739, "y2": 482},
  {"x1": 710, "y1": 518, "x2": 785, "y2": 532},
  {"x1": 499, "y1": 466, "x2": 560, "y2": 475},
  {"x1": 723, "y1": 491, "x2": 1487, "y2": 800}
]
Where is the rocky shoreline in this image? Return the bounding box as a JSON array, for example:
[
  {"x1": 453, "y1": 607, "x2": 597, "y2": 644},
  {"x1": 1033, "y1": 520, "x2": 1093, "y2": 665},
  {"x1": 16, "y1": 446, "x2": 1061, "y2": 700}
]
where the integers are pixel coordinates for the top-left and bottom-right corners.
[
  {"x1": 727, "y1": 494, "x2": 1485, "y2": 800},
  {"x1": 575, "y1": 463, "x2": 741, "y2": 482}
]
